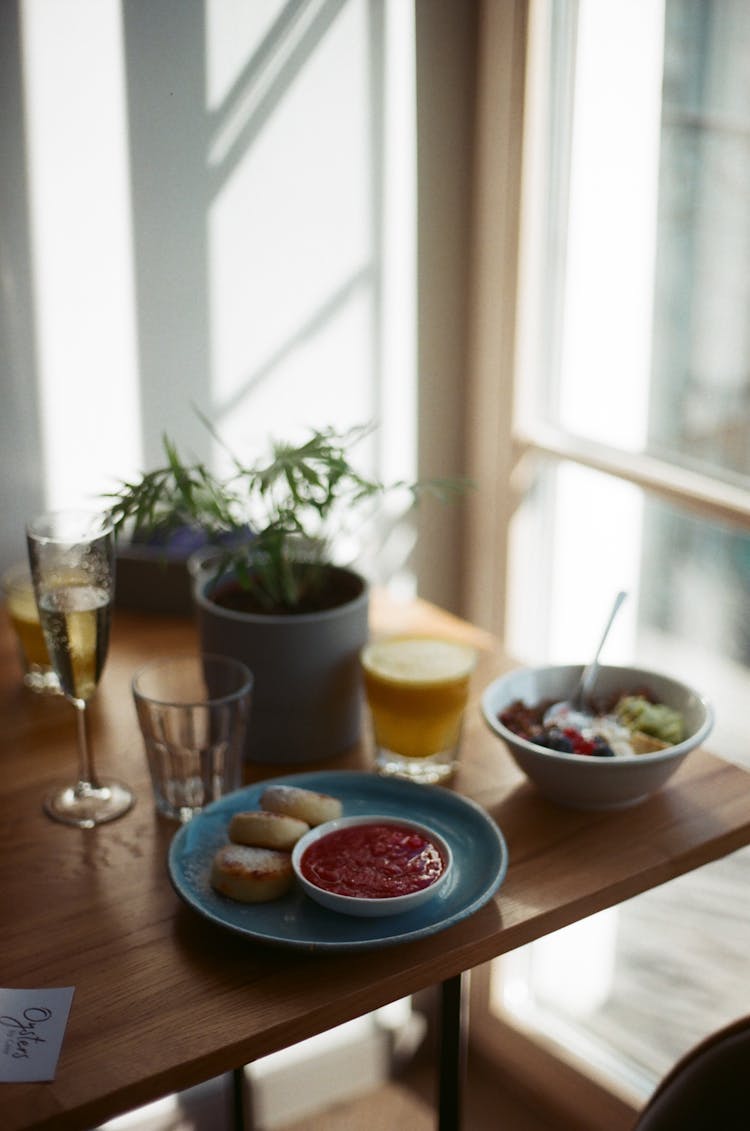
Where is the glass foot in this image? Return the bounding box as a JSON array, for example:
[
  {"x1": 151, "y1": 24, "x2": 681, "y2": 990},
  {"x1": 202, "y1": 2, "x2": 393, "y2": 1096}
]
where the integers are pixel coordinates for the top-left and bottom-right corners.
[{"x1": 43, "y1": 780, "x2": 134, "y2": 829}]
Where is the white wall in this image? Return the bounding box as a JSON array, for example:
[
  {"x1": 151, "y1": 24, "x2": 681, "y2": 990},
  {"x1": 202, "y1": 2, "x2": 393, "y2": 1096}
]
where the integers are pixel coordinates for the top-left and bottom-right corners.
[{"x1": 0, "y1": 0, "x2": 418, "y2": 583}]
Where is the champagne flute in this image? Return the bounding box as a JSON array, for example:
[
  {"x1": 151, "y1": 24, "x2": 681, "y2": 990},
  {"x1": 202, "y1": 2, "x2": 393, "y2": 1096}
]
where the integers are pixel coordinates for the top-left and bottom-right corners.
[{"x1": 26, "y1": 510, "x2": 134, "y2": 827}]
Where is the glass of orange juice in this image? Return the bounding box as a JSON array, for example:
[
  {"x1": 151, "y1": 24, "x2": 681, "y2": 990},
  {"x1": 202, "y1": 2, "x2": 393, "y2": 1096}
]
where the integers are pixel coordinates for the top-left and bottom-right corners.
[
  {"x1": 360, "y1": 636, "x2": 477, "y2": 784},
  {"x1": 1, "y1": 562, "x2": 61, "y2": 694}
]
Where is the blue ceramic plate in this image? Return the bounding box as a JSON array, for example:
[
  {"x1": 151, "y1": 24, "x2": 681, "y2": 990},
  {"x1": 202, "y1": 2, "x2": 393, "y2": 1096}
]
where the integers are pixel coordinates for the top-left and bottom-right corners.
[{"x1": 168, "y1": 770, "x2": 508, "y2": 952}]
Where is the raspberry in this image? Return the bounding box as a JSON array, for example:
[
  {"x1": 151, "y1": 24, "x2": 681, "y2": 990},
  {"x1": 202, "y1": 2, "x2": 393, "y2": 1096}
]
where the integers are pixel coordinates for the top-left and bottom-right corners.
[{"x1": 562, "y1": 727, "x2": 595, "y2": 755}]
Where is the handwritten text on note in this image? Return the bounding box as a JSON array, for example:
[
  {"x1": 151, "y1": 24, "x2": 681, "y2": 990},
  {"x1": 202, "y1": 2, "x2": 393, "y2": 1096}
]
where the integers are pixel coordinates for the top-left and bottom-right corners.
[{"x1": 0, "y1": 987, "x2": 75, "y2": 1082}]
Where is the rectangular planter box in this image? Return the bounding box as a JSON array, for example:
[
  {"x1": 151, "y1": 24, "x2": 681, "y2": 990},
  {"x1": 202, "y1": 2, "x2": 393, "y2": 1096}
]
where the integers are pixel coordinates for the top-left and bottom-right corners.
[{"x1": 115, "y1": 544, "x2": 194, "y2": 615}]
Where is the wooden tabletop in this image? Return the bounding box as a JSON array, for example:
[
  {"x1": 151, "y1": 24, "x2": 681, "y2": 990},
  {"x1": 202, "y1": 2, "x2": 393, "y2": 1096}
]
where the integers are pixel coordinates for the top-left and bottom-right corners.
[{"x1": 2, "y1": 597, "x2": 750, "y2": 1131}]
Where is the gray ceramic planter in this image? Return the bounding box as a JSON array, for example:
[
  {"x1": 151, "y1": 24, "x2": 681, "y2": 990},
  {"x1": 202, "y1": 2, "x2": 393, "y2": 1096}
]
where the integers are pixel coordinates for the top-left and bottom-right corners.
[{"x1": 192, "y1": 565, "x2": 369, "y2": 764}]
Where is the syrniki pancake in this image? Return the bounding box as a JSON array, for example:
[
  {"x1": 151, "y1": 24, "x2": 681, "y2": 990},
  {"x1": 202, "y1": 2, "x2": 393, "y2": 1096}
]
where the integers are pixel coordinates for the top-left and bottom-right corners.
[
  {"x1": 260, "y1": 784, "x2": 342, "y2": 827},
  {"x1": 229, "y1": 809, "x2": 310, "y2": 851},
  {"x1": 210, "y1": 844, "x2": 293, "y2": 903}
]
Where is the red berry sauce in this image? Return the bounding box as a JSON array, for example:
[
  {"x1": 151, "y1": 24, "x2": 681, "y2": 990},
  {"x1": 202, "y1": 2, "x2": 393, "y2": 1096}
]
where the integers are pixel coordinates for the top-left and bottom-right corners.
[{"x1": 301, "y1": 822, "x2": 446, "y2": 899}]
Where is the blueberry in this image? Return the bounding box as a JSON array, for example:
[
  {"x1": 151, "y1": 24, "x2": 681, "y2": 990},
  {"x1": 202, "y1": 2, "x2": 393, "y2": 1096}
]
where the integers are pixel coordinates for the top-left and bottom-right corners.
[
  {"x1": 542, "y1": 727, "x2": 574, "y2": 753},
  {"x1": 591, "y1": 737, "x2": 616, "y2": 758}
]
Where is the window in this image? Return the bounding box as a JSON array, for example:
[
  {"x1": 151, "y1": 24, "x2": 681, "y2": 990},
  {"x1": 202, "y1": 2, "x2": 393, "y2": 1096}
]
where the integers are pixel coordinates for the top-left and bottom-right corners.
[{"x1": 468, "y1": 0, "x2": 750, "y2": 1116}]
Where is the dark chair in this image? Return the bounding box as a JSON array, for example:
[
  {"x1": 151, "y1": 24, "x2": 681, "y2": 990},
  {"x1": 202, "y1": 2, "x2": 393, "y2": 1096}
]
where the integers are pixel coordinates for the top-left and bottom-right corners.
[{"x1": 632, "y1": 1014, "x2": 750, "y2": 1130}]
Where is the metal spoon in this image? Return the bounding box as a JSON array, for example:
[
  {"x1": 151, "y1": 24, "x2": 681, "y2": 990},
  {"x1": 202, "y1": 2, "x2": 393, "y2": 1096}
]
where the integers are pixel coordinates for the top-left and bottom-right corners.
[{"x1": 544, "y1": 590, "x2": 628, "y2": 729}]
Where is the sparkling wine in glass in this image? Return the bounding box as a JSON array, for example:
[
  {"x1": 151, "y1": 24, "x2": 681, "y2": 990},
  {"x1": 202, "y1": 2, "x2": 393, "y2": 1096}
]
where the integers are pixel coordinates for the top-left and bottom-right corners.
[{"x1": 26, "y1": 510, "x2": 134, "y2": 827}]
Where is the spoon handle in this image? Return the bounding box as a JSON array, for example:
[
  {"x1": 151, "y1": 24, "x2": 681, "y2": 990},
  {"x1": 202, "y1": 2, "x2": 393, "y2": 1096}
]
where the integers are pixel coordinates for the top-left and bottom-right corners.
[{"x1": 575, "y1": 590, "x2": 628, "y2": 708}]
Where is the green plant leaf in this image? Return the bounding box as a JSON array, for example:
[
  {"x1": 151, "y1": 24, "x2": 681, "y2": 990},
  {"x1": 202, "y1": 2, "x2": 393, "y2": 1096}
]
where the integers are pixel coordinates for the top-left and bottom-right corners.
[{"x1": 104, "y1": 420, "x2": 468, "y2": 612}]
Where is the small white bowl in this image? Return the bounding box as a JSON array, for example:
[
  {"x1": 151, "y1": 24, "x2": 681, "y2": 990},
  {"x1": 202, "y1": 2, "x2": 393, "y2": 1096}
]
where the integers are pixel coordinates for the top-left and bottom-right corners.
[
  {"x1": 481, "y1": 663, "x2": 714, "y2": 810},
  {"x1": 292, "y1": 815, "x2": 453, "y2": 917}
]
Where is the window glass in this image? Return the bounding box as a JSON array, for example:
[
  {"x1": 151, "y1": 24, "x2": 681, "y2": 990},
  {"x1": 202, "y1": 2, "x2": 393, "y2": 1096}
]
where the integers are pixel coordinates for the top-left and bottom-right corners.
[
  {"x1": 650, "y1": 0, "x2": 750, "y2": 485},
  {"x1": 537, "y1": 0, "x2": 750, "y2": 492}
]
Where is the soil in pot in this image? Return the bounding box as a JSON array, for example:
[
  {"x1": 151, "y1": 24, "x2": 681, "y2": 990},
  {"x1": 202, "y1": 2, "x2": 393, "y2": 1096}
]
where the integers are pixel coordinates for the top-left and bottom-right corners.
[{"x1": 210, "y1": 565, "x2": 364, "y2": 617}]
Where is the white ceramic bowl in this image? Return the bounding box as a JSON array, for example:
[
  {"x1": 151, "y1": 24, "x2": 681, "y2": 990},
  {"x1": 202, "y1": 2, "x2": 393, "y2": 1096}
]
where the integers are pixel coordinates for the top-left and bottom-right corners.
[
  {"x1": 291, "y1": 815, "x2": 453, "y2": 917},
  {"x1": 481, "y1": 664, "x2": 714, "y2": 810}
]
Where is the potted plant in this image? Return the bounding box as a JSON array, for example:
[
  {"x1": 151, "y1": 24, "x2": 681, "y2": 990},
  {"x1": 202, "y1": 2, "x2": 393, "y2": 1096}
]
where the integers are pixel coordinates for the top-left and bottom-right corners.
[{"x1": 107, "y1": 423, "x2": 461, "y2": 764}]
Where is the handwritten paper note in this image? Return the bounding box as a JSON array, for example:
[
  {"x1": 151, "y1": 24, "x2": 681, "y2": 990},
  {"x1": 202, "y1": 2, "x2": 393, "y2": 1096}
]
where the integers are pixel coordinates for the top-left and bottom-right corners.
[{"x1": 0, "y1": 987, "x2": 75, "y2": 1082}]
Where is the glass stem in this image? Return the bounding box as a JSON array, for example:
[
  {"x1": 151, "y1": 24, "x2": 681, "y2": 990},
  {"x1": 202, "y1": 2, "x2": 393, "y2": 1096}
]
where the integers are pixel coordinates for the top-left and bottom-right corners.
[{"x1": 73, "y1": 700, "x2": 99, "y2": 792}]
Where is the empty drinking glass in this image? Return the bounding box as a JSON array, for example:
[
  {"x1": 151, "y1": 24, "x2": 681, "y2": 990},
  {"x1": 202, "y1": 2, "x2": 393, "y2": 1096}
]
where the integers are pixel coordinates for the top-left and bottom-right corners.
[{"x1": 132, "y1": 654, "x2": 253, "y2": 822}]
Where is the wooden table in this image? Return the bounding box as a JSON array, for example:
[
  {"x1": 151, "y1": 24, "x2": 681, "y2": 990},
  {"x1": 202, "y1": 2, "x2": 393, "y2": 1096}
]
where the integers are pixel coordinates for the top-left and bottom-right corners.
[{"x1": 3, "y1": 597, "x2": 750, "y2": 1131}]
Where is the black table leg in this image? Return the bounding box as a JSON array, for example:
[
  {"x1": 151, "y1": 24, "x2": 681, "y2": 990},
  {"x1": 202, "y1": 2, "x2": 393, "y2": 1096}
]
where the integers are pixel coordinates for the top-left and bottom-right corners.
[
  {"x1": 230, "y1": 1066, "x2": 250, "y2": 1131},
  {"x1": 229, "y1": 978, "x2": 468, "y2": 1131},
  {"x1": 438, "y1": 972, "x2": 469, "y2": 1131}
]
